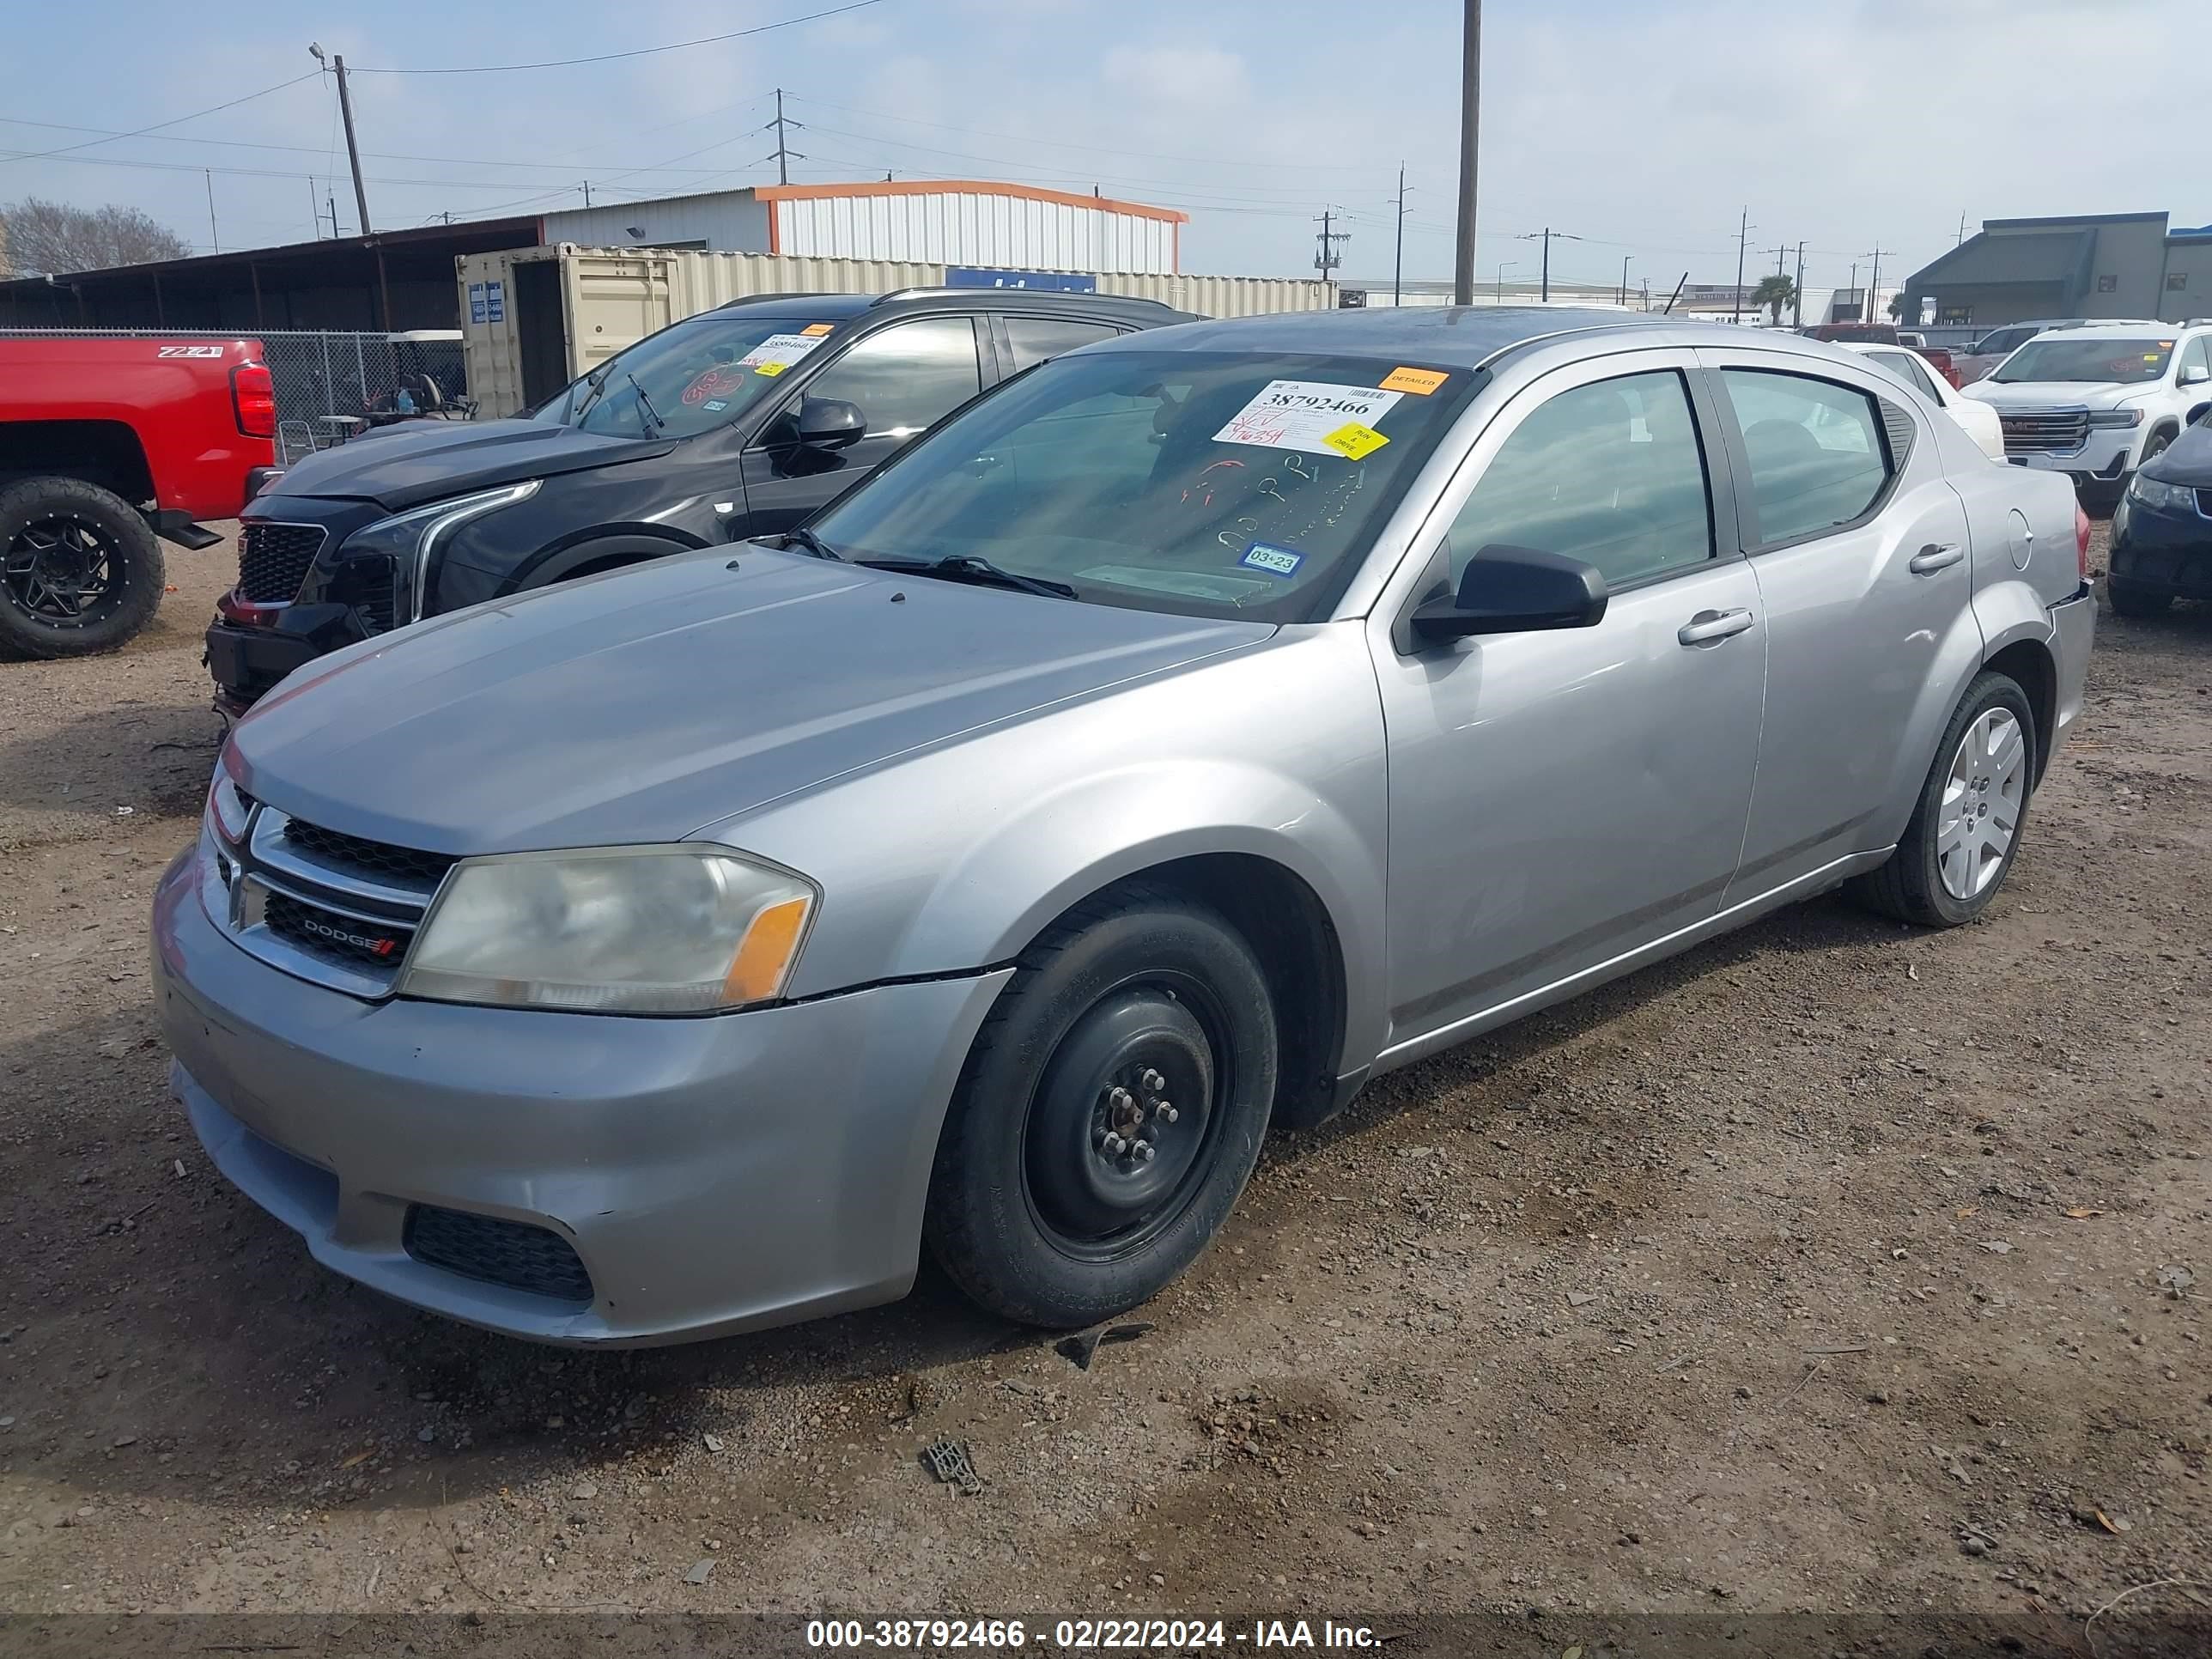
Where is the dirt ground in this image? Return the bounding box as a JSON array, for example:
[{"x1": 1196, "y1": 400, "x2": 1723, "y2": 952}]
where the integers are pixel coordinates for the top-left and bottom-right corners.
[{"x1": 0, "y1": 527, "x2": 2205, "y2": 1647}]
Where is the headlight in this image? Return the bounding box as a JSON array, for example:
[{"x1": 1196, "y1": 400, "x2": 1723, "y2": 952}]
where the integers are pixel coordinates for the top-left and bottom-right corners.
[
  {"x1": 205, "y1": 755, "x2": 252, "y2": 845},
  {"x1": 2086, "y1": 408, "x2": 2145, "y2": 428},
  {"x1": 400, "y1": 846, "x2": 817, "y2": 1015},
  {"x1": 340, "y1": 480, "x2": 539, "y2": 623},
  {"x1": 2129, "y1": 472, "x2": 2192, "y2": 512}
]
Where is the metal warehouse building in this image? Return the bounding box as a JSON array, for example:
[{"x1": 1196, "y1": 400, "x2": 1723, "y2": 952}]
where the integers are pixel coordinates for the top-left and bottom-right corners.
[
  {"x1": 542, "y1": 181, "x2": 1187, "y2": 274},
  {"x1": 1901, "y1": 210, "x2": 2212, "y2": 329}
]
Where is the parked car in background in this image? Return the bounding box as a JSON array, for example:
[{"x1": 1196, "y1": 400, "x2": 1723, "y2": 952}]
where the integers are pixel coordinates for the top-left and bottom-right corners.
[
  {"x1": 154, "y1": 308, "x2": 2094, "y2": 1346},
  {"x1": 0, "y1": 334, "x2": 276, "y2": 656},
  {"x1": 1838, "y1": 341, "x2": 2004, "y2": 459},
  {"x1": 203, "y1": 289, "x2": 1189, "y2": 714},
  {"x1": 1965, "y1": 322, "x2": 2212, "y2": 501},
  {"x1": 2107, "y1": 403, "x2": 2212, "y2": 616},
  {"x1": 1948, "y1": 319, "x2": 2150, "y2": 386},
  {"x1": 1800, "y1": 324, "x2": 1955, "y2": 386}
]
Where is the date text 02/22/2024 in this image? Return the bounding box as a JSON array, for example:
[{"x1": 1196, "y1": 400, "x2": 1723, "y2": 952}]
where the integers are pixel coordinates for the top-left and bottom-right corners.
[{"x1": 803, "y1": 1618, "x2": 1384, "y2": 1650}]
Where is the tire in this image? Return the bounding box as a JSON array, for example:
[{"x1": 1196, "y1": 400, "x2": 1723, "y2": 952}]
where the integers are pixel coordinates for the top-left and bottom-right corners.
[
  {"x1": 925, "y1": 884, "x2": 1279, "y2": 1328},
  {"x1": 2139, "y1": 428, "x2": 2176, "y2": 467},
  {"x1": 0, "y1": 477, "x2": 165, "y2": 659},
  {"x1": 1849, "y1": 671, "x2": 2036, "y2": 928},
  {"x1": 2106, "y1": 579, "x2": 2172, "y2": 619}
]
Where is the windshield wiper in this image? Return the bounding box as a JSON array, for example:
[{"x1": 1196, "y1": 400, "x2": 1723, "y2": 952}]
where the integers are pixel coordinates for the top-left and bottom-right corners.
[
  {"x1": 855, "y1": 554, "x2": 1076, "y2": 600},
  {"x1": 625, "y1": 373, "x2": 665, "y2": 436},
  {"x1": 780, "y1": 526, "x2": 842, "y2": 562},
  {"x1": 569, "y1": 362, "x2": 615, "y2": 422}
]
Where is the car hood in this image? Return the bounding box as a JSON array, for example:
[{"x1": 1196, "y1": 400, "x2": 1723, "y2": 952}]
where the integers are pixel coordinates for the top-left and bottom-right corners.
[
  {"x1": 256, "y1": 417, "x2": 675, "y2": 513},
  {"x1": 2145, "y1": 420, "x2": 2212, "y2": 485},
  {"x1": 1966, "y1": 379, "x2": 2148, "y2": 410},
  {"x1": 228, "y1": 550, "x2": 1272, "y2": 854}
]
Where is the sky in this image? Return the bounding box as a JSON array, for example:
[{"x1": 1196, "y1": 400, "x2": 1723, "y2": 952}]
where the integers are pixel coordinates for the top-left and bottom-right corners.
[{"x1": 1, "y1": 0, "x2": 2203, "y2": 300}]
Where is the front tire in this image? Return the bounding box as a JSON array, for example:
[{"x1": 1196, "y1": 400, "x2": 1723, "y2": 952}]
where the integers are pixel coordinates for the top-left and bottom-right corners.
[
  {"x1": 0, "y1": 477, "x2": 165, "y2": 658},
  {"x1": 1850, "y1": 671, "x2": 2036, "y2": 927},
  {"x1": 925, "y1": 884, "x2": 1278, "y2": 1328}
]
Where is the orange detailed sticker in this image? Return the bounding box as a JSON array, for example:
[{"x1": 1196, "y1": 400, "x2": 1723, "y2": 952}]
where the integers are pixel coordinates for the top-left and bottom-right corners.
[
  {"x1": 801, "y1": 323, "x2": 835, "y2": 337},
  {"x1": 1380, "y1": 366, "x2": 1449, "y2": 396}
]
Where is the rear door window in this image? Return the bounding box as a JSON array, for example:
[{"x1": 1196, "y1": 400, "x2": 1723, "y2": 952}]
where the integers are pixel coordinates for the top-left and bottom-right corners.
[
  {"x1": 1718, "y1": 369, "x2": 1892, "y2": 545},
  {"x1": 1002, "y1": 317, "x2": 1122, "y2": 373},
  {"x1": 1869, "y1": 349, "x2": 1941, "y2": 401}
]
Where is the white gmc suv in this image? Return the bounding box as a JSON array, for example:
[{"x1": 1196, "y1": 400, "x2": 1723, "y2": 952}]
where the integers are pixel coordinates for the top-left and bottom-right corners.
[{"x1": 1964, "y1": 322, "x2": 2212, "y2": 501}]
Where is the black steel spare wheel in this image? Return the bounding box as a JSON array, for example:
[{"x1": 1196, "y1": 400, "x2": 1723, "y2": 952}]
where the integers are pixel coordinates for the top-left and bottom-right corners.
[
  {"x1": 927, "y1": 884, "x2": 1279, "y2": 1328},
  {"x1": 0, "y1": 477, "x2": 165, "y2": 658},
  {"x1": 1024, "y1": 984, "x2": 1219, "y2": 1253}
]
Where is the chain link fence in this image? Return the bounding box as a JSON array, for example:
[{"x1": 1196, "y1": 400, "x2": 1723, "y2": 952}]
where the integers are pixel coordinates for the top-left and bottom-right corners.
[{"x1": 0, "y1": 328, "x2": 472, "y2": 465}]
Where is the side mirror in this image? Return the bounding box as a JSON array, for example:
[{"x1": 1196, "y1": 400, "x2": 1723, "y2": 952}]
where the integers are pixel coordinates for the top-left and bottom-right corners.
[
  {"x1": 795, "y1": 396, "x2": 866, "y2": 449},
  {"x1": 1410, "y1": 544, "x2": 1608, "y2": 642},
  {"x1": 2179, "y1": 367, "x2": 2211, "y2": 388}
]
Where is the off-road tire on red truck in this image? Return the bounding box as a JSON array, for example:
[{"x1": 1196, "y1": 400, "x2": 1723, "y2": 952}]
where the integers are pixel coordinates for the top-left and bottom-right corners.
[{"x1": 0, "y1": 476, "x2": 166, "y2": 659}]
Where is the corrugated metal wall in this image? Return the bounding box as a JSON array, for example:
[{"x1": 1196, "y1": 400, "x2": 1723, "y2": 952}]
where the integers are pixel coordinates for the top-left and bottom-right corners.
[
  {"x1": 772, "y1": 193, "x2": 1176, "y2": 275},
  {"x1": 457, "y1": 246, "x2": 1335, "y2": 417}
]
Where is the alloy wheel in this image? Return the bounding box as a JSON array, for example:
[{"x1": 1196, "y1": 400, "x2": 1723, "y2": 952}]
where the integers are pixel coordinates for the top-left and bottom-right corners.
[
  {"x1": 1936, "y1": 707, "x2": 2026, "y2": 901},
  {"x1": 3, "y1": 514, "x2": 122, "y2": 624}
]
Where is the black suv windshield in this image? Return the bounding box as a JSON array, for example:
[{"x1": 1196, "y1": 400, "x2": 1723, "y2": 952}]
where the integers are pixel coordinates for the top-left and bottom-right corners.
[
  {"x1": 809, "y1": 348, "x2": 1480, "y2": 623},
  {"x1": 1993, "y1": 337, "x2": 2172, "y2": 384},
  {"x1": 534, "y1": 312, "x2": 841, "y2": 438}
]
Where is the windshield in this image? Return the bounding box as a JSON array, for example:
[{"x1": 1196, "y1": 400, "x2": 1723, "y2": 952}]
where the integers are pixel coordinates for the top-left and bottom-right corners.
[
  {"x1": 1993, "y1": 337, "x2": 2172, "y2": 385},
  {"x1": 532, "y1": 312, "x2": 841, "y2": 438},
  {"x1": 808, "y1": 348, "x2": 1482, "y2": 622}
]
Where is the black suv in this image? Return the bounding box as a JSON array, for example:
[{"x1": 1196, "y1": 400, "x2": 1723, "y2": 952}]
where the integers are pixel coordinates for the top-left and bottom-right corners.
[{"x1": 207, "y1": 288, "x2": 1188, "y2": 713}]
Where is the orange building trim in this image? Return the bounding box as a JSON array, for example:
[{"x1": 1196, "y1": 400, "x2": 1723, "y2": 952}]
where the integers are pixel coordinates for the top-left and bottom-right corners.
[{"x1": 753, "y1": 179, "x2": 1190, "y2": 226}]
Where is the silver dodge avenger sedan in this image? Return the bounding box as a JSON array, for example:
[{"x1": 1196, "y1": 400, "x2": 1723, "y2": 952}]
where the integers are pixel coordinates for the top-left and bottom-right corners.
[{"x1": 153, "y1": 308, "x2": 2094, "y2": 1345}]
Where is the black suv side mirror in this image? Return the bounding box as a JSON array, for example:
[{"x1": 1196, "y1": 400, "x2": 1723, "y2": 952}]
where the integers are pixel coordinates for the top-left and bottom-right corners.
[
  {"x1": 1411, "y1": 544, "x2": 1608, "y2": 641},
  {"x1": 796, "y1": 397, "x2": 866, "y2": 449}
]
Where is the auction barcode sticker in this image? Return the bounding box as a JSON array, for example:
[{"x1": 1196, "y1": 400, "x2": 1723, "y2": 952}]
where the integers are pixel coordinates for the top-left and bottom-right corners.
[
  {"x1": 740, "y1": 333, "x2": 830, "y2": 375},
  {"x1": 1213, "y1": 380, "x2": 1404, "y2": 453}
]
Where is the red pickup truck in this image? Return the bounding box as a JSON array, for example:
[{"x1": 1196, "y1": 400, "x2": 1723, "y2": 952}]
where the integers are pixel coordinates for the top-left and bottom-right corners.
[{"x1": 0, "y1": 335, "x2": 276, "y2": 656}]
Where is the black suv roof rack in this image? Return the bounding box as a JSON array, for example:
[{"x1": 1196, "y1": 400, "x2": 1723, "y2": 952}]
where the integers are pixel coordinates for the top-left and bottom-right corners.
[{"x1": 870, "y1": 286, "x2": 1179, "y2": 311}]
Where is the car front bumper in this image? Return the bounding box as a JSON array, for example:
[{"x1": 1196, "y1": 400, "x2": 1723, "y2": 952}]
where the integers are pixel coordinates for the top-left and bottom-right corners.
[
  {"x1": 151, "y1": 849, "x2": 1012, "y2": 1346},
  {"x1": 2110, "y1": 495, "x2": 2212, "y2": 599},
  {"x1": 2002, "y1": 426, "x2": 2137, "y2": 489}
]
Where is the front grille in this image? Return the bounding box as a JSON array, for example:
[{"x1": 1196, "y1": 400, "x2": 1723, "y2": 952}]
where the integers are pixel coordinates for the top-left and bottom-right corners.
[
  {"x1": 261, "y1": 888, "x2": 414, "y2": 968},
  {"x1": 279, "y1": 818, "x2": 457, "y2": 889},
  {"x1": 236, "y1": 521, "x2": 327, "y2": 603},
  {"x1": 404, "y1": 1206, "x2": 594, "y2": 1304},
  {"x1": 1999, "y1": 410, "x2": 2088, "y2": 456}
]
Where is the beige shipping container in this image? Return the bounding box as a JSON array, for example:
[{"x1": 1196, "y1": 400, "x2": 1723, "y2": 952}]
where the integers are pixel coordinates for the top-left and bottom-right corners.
[{"x1": 456, "y1": 246, "x2": 1335, "y2": 417}]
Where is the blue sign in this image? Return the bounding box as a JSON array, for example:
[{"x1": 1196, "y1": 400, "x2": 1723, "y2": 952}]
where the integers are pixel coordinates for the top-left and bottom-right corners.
[
  {"x1": 483, "y1": 280, "x2": 505, "y2": 323},
  {"x1": 467, "y1": 283, "x2": 487, "y2": 325},
  {"x1": 945, "y1": 266, "x2": 1097, "y2": 294}
]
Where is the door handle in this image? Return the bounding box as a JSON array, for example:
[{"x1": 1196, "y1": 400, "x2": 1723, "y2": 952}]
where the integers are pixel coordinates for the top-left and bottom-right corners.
[
  {"x1": 1677, "y1": 607, "x2": 1757, "y2": 647},
  {"x1": 1909, "y1": 542, "x2": 1965, "y2": 574}
]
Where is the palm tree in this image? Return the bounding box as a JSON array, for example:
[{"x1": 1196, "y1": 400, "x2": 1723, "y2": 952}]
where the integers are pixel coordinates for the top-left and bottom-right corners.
[{"x1": 1749, "y1": 275, "x2": 1797, "y2": 326}]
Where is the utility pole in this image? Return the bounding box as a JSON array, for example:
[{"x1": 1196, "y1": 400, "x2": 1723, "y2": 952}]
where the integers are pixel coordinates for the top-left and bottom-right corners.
[
  {"x1": 1619, "y1": 254, "x2": 1631, "y2": 307},
  {"x1": 1495, "y1": 259, "x2": 1515, "y2": 302},
  {"x1": 1393, "y1": 162, "x2": 1407, "y2": 307},
  {"x1": 764, "y1": 89, "x2": 805, "y2": 186},
  {"x1": 1517, "y1": 228, "x2": 1580, "y2": 303},
  {"x1": 583, "y1": 181, "x2": 593, "y2": 208},
  {"x1": 1732, "y1": 207, "x2": 1753, "y2": 323},
  {"x1": 1957, "y1": 211, "x2": 1969, "y2": 246},
  {"x1": 1848, "y1": 261, "x2": 1859, "y2": 320},
  {"x1": 307, "y1": 175, "x2": 321, "y2": 239},
  {"x1": 1452, "y1": 0, "x2": 1480, "y2": 305},
  {"x1": 1863, "y1": 245, "x2": 1891, "y2": 324},
  {"x1": 308, "y1": 46, "x2": 372, "y2": 235},
  {"x1": 204, "y1": 170, "x2": 219, "y2": 254},
  {"x1": 330, "y1": 191, "x2": 342, "y2": 240},
  {"x1": 1314, "y1": 208, "x2": 1351, "y2": 279},
  {"x1": 1792, "y1": 242, "x2": 1806, "y2": 328}
]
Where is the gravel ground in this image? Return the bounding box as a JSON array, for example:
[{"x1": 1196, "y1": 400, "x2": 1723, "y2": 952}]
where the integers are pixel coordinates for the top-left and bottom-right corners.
[{"x1": 0, "y1": 527, "x2": 2205, "y2": 1644}]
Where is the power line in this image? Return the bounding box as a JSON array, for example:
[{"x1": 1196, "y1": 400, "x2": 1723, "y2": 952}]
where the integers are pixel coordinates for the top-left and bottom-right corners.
[
  {"x1": 0, "y1": 70, "x2": 319, "y2": 164},
  {"x1": 352, "y1": 0, "x2": 893, "y2": 75}
]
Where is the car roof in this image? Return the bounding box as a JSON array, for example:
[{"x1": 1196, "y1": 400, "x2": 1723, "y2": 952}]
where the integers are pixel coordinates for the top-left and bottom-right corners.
[
  {"x1": 1086, "y1": 306, "x2": 1678, "y2": 369},
  {"x1": 2048, "y1": 321, "x2": 2195, "y2": 339}
]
